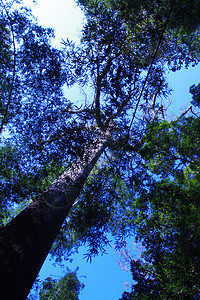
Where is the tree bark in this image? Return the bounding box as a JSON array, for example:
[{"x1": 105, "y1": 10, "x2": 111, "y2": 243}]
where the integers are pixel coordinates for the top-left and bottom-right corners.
[{"x1": 0, "y1": 127, "x2": 111, "y2": 300}]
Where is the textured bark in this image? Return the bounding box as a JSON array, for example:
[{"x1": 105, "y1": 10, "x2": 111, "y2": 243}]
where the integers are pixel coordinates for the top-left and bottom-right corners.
[{"x1": 0, "y1": 128, "x2": 111, "y2": 299}]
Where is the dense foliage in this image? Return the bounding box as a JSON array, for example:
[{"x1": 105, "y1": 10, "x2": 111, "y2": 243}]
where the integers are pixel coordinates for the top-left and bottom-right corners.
[
  {"x1": 0, "y1": 1, "x2": 68, "y2": 210},
  {"x1": 120, "y1": 117, "x2": 200, "y2": 299}
]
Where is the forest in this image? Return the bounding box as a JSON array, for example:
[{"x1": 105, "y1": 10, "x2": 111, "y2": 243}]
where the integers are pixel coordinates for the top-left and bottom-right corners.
[{"x1": 0, "y1": 0, "x2": 200, "y2": 299}]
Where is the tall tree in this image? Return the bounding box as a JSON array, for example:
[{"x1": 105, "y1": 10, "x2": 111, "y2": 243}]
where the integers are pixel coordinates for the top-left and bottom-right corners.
[{"x1": 0, "y1": 0, "x2": 200, "y2": 298}]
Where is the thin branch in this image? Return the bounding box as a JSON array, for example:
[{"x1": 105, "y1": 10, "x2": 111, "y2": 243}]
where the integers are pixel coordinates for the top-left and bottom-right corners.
[
  {"x1": 178, "y1": 105, "x2": 192, "y2": 119},
  {"x1": 94, "y1": 56, "x2": 101, "y2": 123},
  {"x1": 151, "y1": 86, "x2": 161, "y2": 118},
  {"x1": 171, "y1": 105, "x2": 192, "y2": 123},
  {"x1": 127, "y1": 0, "x2": 177, "y2": 136},
  {"x1": 160, "y1": 105, "x2": 165, "y2": 120},
  {"x1": 94, "y1": 56, "x2": 113, "y2": 125},
  {"x1": 67, "y1": 104, "x2": 92, "y2": 114},
  {"x1": 0, "y1": 0, "x2": 16, "y2": 134},
  {"x1": 95, "y1": 57, "x2": 100, "y2": 101},
  {"x1": 191, "y1": 107, "x2": 199, "y2": 118}
]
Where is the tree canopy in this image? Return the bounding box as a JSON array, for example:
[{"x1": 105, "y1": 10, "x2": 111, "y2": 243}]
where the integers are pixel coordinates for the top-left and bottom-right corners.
[{"x1": 0, "y1": 0, "x2": 200, "y2": 298}]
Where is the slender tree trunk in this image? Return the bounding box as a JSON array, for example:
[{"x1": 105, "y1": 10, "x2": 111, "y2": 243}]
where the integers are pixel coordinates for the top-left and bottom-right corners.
[{"x1": 0, "y1": 127, "x2": 111, "y2": 300}]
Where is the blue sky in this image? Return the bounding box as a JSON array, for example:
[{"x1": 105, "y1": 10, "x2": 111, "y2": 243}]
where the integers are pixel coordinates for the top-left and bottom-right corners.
[
  {"x1": 26, "y1": 0, "x2": 200, "y2": 298},
  {"x1": 39, "y1": 240, "x2": 137, "y2": 299},
  {"x1": 168, "y1": 66, "x2": 199, "y2": 119},
  {"x1": 27, "y1": 0, "x2": 84, "y2": 44}
]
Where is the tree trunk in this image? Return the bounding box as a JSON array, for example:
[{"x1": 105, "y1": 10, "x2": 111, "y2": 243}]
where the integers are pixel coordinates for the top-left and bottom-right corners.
[{"x1": 0, "y1": 127, "x2": 111, "y2": 300}]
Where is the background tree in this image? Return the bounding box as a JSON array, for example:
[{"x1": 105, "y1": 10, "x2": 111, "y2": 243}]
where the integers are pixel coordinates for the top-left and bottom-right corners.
[
  {"x1": 120, "y1": 115, "x2": 200, "y2": 299},
  {"x1": 37, "y1": 271, "x2": 84, "y2": 300},
  {"x1": 0, "y1": 0, "x2": 200, "y2": 298}
]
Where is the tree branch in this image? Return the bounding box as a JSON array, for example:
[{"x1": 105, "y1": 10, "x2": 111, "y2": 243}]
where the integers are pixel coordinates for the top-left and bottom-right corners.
[
  {"x1": 66, "y1": 104, "x2": 92, "y2": 114},
  {"x1": 94, "y1": 56, "x2": 101, "y2": 120},
  {"x1": 127, "y1": 0, "x2": 177, "y2": 135},
  {"x1": 171, "y1": 105, "x2": 192, "y2": 123},
  {"x1": 191, "y1": 107, "x2": 199, "y2": 118},
  {"x1": 94, "y1": 56, "x2": 112, "y2": 125}
]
